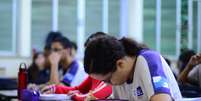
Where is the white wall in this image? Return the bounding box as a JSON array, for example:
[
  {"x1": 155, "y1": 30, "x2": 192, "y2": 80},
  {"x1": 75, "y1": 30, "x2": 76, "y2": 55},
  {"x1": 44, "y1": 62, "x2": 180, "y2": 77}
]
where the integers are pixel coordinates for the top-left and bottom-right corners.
[{"x1": 0, "y1": 57, "x2": 31, "y2": 77}]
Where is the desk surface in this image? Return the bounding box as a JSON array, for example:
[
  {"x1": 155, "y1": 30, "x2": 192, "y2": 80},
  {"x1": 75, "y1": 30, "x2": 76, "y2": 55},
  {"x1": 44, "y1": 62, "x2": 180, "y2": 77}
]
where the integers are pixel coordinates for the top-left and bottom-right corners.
[
  {"x1": 1, "y1": 90, "x2": 200, "y2": 101},
  {"x1": 0, "y1": 90, "x2": 17, "y2": 97},
  {"x1": 0, "y1": 90, "x2": 72, "y2": 101}
]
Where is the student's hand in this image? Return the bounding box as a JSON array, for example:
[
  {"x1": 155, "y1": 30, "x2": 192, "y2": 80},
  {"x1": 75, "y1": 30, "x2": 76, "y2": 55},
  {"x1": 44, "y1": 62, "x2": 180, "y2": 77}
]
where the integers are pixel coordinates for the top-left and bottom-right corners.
[
  {"x1": 67, "y1": 90, "x2": 80, "y2": 96},
  {"x1": 27, "y1": 84, "x2": 39, "y2": 91},
  {"x1": 48, "y1": 52, "x2": 61, "y2": 67},
  {"x1": 187, "y1": 53, "x2": 201, "y2": 68},
  {"x1": 84, "y1": 91, "x2": 97, "y2": 101},
  {"x1": 40, "y1": 85, "x2": 56, "y2": 94}
]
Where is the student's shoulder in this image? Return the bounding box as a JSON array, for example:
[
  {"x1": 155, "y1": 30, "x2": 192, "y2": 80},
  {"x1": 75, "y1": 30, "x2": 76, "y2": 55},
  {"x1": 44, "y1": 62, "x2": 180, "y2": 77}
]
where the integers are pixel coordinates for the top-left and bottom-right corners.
[
  {"x1": 138, "y1": 50, "x2": 161, "y2": 62},
  {"x1": 136, "y1": 50, "x2": 164, "y2": 72},
  {"x1": 138, "y1": 49, "x2": 160, "y2": 58}
]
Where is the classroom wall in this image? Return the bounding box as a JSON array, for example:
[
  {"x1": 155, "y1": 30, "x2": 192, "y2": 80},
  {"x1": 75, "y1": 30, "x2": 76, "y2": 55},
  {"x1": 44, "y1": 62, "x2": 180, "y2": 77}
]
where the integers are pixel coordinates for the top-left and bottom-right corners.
[{"x1": 0, "y1": 57, "x2": 31, "y2": 77}]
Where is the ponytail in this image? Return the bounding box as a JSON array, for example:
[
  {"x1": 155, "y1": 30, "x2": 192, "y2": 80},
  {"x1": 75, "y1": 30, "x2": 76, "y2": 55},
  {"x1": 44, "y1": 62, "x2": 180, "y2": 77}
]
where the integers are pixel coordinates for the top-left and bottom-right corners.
[{"x1": 119, "y1": 37, "x2": 147, "y2": 56}]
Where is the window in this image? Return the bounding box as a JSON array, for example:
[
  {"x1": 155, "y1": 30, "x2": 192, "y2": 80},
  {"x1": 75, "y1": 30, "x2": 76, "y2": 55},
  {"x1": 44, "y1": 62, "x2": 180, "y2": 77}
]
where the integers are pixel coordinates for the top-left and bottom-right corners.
[
  {"x1": 192, "y1": 1, "x2": 198, "y2": 51},
  {"x1": 144, "y1": 0, "x2": 178, "y2": 56},
  {"x1": 0, "y1": 0, "x2": 16, "y2": 55},
  {"x1": 143, "y1": 0, "x2": 156, "y2": 50},
  {"x1": 85, "y1": 0, "x2": 120, "y2": 39},
  {"x1": 31, "y1": 0, "x2": 120, "y2": 54},
  {"x1": 59, "y1": 0, "x2": 77, "y2": 42},
  {"x1": 161, "y1": 0, "x2": 176, "y2": 55},
  {"x1": 31, "y1": 0, "x2": 52, "y2": 51},
  {"x1": 85, "y1": 0, "x2": 103, "y2": 38},
  {"x1": 108, "y1": 0, "x2": 120, "y2": 37}
]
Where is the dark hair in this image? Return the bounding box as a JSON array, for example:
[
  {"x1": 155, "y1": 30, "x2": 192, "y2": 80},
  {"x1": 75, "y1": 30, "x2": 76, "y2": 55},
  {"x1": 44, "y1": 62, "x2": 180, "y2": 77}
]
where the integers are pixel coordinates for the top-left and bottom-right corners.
[
  {"x1": 51, "y1": 36, "x2": 73, "y2": 49},
  {"x1": 44, "y1": 31, "x2": 63, "y2": 57},
  {"x1": 28, "y1": 52, "x2": 44, "y2": 82},
  {"x1": 84, "y1": 32, "x2": 107, "y2": 47},
  {"x1": 44, "y1": 31, "x2": 63, "y2": 50},
  {"x1": 178, "y1": 49, "x2": 195, "y2": 72},
  {"x1": 84, "y1": 33, "x2": 145, "y2": 75},
  {"x1": 71, "y1": 41, "x2": 77, "y2": 51}
]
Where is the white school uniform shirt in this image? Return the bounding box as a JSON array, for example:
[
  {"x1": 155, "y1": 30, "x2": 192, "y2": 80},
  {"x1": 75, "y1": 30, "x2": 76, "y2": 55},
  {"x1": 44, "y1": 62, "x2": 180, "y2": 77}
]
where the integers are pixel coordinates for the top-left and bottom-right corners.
[
  {"x1": 59, "y1": 60, "x2": 88, "y2": 86},
  {"x1": 112, "y1": 50, "x2": 182, "y2": 101}
]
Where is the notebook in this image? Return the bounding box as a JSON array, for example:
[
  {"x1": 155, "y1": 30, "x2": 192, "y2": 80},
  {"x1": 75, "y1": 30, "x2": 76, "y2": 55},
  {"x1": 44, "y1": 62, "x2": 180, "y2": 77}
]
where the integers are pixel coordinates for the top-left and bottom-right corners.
[{"x1": 40, "y1": 94, "x2": 71, "y2": 101}]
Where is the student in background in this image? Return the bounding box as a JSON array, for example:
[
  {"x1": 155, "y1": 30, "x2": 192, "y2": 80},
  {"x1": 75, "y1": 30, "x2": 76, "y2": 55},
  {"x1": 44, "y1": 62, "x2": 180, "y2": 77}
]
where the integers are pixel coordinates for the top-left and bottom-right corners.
[
  {"x1": 178, "y1": 53, "x2": 201, "y2": 87},
  {"x1": 176, "y1": 49, "x2": 201, "y2": 97},
  {"x1": 28, "y1": 52, "x2": 49, "y2": 85},
  {"x1": 43, "y1": 31, "x2": 63, "y2": 70},
  {"x1": 178, "y1": 53, "x2": 201, "y2": 88},
  {"x1": 177, "y1": 49, "x2": 196, "y2": 74},
  {"x1": 70, "y1": 41, "x2": 77, "y2": 58},
  {"x1": 41, "y1": 32, "x2": 112, "y2": 101},
  {"x1": 48, "y1": 36, "x2": 87, "y2": 86},
  {"x1": 84, "y1": 33, "x2": 182, "y2": 101}
]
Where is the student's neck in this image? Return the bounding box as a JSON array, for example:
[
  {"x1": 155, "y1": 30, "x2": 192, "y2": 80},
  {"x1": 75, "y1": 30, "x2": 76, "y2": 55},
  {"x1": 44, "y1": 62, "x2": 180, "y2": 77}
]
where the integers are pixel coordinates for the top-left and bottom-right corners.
[
  {"x1": 127, "y1": 56, "x2": 137, "y2": 84},
  {"x1": 64, "y1": 57, "x2": 74, "y2": 70},
  {"x1": 38, "y1": 66, "x2": 44, "y2": 71}
]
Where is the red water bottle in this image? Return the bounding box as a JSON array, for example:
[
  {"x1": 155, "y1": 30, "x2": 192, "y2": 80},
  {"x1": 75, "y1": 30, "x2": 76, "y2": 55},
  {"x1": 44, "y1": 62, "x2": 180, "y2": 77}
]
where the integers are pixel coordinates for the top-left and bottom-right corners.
[{"x1": 18, "y1": 63, "x2": 28, "y2": 100}]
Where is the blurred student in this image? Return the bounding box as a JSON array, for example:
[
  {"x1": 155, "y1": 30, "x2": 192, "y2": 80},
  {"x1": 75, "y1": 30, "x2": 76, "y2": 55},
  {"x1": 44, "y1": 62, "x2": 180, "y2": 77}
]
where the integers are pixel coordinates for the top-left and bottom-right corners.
[
  {"x1": 48, "y1": 36, "x2": 87, "y2": 86},
  {"x1": 41, "y1": 32, "x2": 112, "y2": 101},
  {"x1": 28, "y1": 52, "x2": 49, "y2": 85},
  {"x1": 176, "y1": 50, "x2": 201, "y2": 97},
  {"x1": 178, "y1": 53, "x2": 201, "y2": 88},
  {"x1": 177, "y1": 49, "x2": 196, "y2": 74},
  {"x1": 84, "y1": 32, "x2": 182, "y2": 101}
]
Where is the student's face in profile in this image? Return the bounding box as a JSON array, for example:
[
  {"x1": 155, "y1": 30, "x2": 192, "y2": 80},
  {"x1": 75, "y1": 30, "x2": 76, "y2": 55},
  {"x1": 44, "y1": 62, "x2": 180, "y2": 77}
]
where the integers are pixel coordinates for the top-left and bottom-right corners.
[{"x1": 90, "y1": 57, "x2": 133, "y2": 85}]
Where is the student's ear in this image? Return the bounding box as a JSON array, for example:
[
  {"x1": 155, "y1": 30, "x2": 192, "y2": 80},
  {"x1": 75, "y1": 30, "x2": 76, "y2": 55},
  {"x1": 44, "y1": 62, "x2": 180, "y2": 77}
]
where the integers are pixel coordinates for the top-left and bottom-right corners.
[
  {"x1": 69, "y1": 48, "x2": 73, "y2": 56},
  {"x1": 63, "y1": 49, "x2": 68, "y2": 56},
  {"x1": 66, "y1": 48, "x2": 73, "y2": 57},
  {"x1": 116, "y1": 59, "x2": 125, "y2": 70}
]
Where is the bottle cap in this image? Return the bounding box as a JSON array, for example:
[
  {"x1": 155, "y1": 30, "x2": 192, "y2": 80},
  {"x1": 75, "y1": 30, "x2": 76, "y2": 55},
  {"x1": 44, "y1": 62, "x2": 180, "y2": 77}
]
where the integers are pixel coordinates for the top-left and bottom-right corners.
[{"x1": 19, "y1": 63, "x2": 27, "y2": 69}]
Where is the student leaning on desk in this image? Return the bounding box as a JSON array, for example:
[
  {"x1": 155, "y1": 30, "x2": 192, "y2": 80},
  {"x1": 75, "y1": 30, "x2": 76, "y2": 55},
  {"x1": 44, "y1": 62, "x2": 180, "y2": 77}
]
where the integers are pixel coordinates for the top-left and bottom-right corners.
[{"x1": 83, "y1": 32, "x2": 182, "y2": 101}]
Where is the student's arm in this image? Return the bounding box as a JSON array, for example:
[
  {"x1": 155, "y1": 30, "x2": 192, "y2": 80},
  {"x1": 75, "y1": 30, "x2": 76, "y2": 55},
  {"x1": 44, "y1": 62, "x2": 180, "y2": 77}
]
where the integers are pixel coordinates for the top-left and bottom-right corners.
[
  {"x1": 177, "y1": 63, "x2": 194, "y2": 83},
  {"x1": 55, "y1": 85, "x2": 76, "y2": 94},
  {"x1": 59, "y1": 76, "x2": 92, "y2": 94},
  {"x1": 150, "y1": 94, "x2": 172, "y2": 101},
  {"x1": 86, "y1": 83, "x2": 112, "y2": 99},
  {"x1": 177, "y1": 53, "x2": 201, "y2": 84},
  {"x1": 41, "y1": 84, "x2": 76, "y2": 94},
  {"x1": 75, "y1": 76, "x2": 92, "y2": 93},
  {"x1": 48, "y1": 52, "x2": 61, "y2": 84},
  {"x1": 72, "y1": 83, "x2": 112, "y2": 101}
]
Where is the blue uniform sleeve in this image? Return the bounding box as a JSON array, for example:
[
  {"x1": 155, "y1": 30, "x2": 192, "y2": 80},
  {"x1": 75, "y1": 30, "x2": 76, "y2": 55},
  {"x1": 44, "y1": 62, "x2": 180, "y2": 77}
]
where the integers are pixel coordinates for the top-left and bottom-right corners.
[{"x1": 140, "y1": 50, "x2": 171, "y2": 95}]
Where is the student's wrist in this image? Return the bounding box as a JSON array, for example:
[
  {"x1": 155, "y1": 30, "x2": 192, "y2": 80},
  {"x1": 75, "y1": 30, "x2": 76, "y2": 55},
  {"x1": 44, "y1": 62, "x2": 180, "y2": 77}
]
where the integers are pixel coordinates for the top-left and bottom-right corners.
[
  {"x1": 51, "y1": 63, "x2": 59, "y2": 69},
  {"x1": 186, "y1": 63, "x2": 194, "y2": 71}
]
